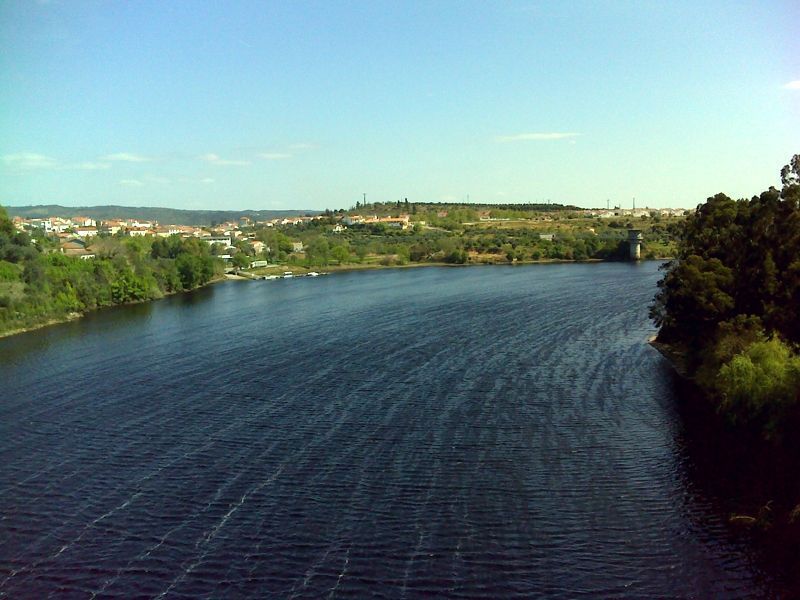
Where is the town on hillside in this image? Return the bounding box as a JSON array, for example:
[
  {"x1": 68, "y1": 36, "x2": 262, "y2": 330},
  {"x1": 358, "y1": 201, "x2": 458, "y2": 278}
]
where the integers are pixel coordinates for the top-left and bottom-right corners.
[{"x1": 8, "y1": 203, "x2": 689, "y2": 270}]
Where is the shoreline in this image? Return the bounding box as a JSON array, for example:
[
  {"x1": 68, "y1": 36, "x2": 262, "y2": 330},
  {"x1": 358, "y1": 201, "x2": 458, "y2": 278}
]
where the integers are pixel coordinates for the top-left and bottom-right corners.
[
  {"x1": 647, "y1": 336, "x2": 692, "y2": 378},
  {"x1": 1, "y1": 259, "x2": 669, "y2": 341},
  {"x1": 0, "y1": 275, "x2": 228, "y2": 340},
  {"x1": 649, "y1": 335, "x2": 800, "y2": 555},
  {"x1": 0, "y1": 312, "x2": 84, "y2": 340},
  {"x1": 250, "y1": 256, "x2": 670, "y2": 277}
]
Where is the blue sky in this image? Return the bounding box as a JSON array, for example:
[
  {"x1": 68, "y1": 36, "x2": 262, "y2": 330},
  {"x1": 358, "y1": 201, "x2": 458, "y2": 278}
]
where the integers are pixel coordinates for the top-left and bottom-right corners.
[{"x1": 1, "y1": 1, "x2": 798, "y2": 210}]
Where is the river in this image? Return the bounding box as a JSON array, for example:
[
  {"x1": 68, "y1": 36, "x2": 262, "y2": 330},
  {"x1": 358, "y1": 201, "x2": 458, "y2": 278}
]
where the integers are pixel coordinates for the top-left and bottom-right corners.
[{"x1": 0, "y1": 263, "x2": 790, "y2": 597}]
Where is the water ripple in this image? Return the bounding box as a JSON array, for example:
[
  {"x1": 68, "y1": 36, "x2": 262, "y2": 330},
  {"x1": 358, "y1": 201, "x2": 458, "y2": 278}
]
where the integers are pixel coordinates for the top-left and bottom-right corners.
[{"x1": 0, "y1": 264, "x2": 780, "y2": 598}]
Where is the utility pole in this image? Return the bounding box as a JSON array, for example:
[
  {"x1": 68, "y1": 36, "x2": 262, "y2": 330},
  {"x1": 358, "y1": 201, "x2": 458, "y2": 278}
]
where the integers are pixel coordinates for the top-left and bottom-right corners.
[{"x1": 363, "y1": 193, "x2": 367, "y2": 207}]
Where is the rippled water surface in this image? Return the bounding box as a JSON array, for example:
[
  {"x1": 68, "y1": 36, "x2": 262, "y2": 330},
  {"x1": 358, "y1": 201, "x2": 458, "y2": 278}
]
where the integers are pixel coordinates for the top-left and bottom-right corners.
[{"x1": 0, "y1": 263, "x2": 783, "y2": 597}]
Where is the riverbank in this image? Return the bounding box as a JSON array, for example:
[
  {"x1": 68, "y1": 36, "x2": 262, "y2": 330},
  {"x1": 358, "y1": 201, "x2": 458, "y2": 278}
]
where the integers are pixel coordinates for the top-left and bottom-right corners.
[
  {"x1": 0, "y1": 312, "x2": 84, "y2": 339},
  {"x1": 647, "y1": 337, "x2": 691, "y2": 378},
  {"x1": 650, "y1": 337, "x2": 800, "y2": 579},
  {"x1": 2, "y1": 259, "x2": 664, "y2": 340},
  {"x1": 0, "y1": 274, "x2": 228, "y2": 340},
  {"x1": 245, "y1": 256, "x2": 648, "y2": 278}
]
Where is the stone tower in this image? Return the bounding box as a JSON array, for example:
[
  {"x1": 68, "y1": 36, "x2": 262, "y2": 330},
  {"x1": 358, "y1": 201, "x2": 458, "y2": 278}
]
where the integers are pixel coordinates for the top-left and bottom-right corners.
[{"x1": 628, "y1": 229, "x2": 643, "y2": 260}]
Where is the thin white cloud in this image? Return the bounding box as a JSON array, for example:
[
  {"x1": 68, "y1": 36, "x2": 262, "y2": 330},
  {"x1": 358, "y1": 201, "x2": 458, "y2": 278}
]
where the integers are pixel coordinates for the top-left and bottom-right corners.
[
  {"x1": 783, "y1": 80, "x2": 800, "y2": 90},
  {"x1": 201, "y1": 153, "x2": 251, "y2": 166},
  {"x1": 259, "y1": 152, "x2": 292, "y2": 160},
  {"x1": 495, "y1": 132, "x2": 581, "y2": 142},
  {"x1": 119, "y1": 179, "x2": 144, "y2": 187},
  {"x1": 178, "y1": 176, "x2": 216, "y2": 184},
  {"x1": 2, "y1": 152, "x2": 58, "y2": 170},
  {"x1": 102, "y1": 152, "x2": 153, "y2": 162},
  {"x1": 69, "y1": 161, "x2": 111, "y2": 170}
]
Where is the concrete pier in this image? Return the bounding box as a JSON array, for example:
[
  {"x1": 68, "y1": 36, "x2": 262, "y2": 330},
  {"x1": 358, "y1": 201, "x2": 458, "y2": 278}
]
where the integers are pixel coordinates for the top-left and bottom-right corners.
[{"x1": 628, "y1": 229, "x2": 643, "y2": 260}]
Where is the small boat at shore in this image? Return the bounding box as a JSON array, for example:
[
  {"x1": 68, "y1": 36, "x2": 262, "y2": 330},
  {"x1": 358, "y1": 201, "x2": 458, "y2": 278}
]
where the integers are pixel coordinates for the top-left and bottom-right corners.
[
  {"x1": 282, "y1": 271, "x2": 294, "y2": 279},
  {"x1": 306, "y1": 271, "x2": 320, "y2": 277}
]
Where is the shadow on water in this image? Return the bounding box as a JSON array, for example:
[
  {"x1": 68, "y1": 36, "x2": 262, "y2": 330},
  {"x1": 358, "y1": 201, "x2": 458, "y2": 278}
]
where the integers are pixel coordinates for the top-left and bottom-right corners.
[
  {"x1": 3, "y1": 266, "x2": 798, "y2": 597},
  {"x1": 0, "y1": 284, "x2": 219, "y2": 366},
  {"x1": 669, "y1": 373, "x2": 800, "y2": 596}
]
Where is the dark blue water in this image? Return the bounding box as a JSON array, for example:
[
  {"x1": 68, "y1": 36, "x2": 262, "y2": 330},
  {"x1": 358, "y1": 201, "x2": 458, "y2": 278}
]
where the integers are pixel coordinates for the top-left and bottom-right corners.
[{"x1": 0, "y1": 263, "x2": 783, "y2": 598}]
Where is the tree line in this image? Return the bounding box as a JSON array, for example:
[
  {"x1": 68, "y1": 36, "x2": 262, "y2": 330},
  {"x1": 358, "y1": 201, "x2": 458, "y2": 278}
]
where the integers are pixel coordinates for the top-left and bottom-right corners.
[
  {"x1": 0, "y1": 208, "x2": 223, "y2": 335},
  {"x1": 651, "y1": 155, "x2": 800, "y2": 441},
  {"x1": 250, "y1": 216, "x2": 671, "y2": 269}
]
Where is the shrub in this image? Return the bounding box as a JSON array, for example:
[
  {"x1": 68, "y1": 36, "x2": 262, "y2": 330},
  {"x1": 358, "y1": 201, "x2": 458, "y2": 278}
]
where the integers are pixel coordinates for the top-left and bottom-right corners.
[{"x1": 716, "y1": 337, "x2": 800, "y2": 438}]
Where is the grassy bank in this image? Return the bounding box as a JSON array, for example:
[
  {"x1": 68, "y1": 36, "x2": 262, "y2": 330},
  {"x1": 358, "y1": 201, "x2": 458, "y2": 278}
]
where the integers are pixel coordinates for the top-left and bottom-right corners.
[{"x1": 244, "y1": 255, "x2": 644, "y2": 278}]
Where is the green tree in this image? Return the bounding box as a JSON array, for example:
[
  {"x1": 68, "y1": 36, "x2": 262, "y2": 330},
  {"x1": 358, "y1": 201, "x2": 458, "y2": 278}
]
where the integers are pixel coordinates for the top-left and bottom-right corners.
[
  {"x1": 651, "y1": 155, "x2": 800, "y2": 439},
  {"x1": 651, "y1": 254, "x2": 734, "y2": 343},
  {"x1": 305, "y1": 236, "x2": 330, "y2": 266},
  {"x1": 232, "y1": 252, "x2": 250, "y2": 269},
  {"x1": 716, "y1": 338, "x2": 800, "y2": 437},
  {"x1": 331, "y1": 243, "x2": 350, "y2": 264}
]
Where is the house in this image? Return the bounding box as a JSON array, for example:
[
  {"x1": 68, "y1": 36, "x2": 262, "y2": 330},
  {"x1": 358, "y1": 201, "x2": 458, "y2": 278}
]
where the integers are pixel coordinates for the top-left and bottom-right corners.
[
  {"x1": 60, "y1": 238, "x2": 86, "y2": 250},
  {"x1": 127, "y1": 227, "x2": 151, "y2": 237},
  {"x1": 291, "y1": 242, "x2": 304, "y2": 253},
  {"x1": 154, "y1": 226, "x2": 181, "y2": 237},
  {"x1": 35, "y1": 218, "x2": 70, "y2": 233},
  {"x1": 179, "y1": 226, "x2": 204, "y2": 237},
  {"x1": 202, "y1": 235, "x2": 232, "y2": 247},
  {"x1": 378, "y1": 215, "x2": 410, "y2": 229},
  {"x1": 342, "y1": 215, "x2": 364, "y2": 225},
  {"x1": 73, "y1": 226, "x2": 98, "y2": 238},
  {"x1": 60, "y1": 239, "x2": 95, "y2": 260},
  {"x1": 129, "y1": 220, "x2": 154, "y2": 229},
  {"x1": 101, "y1": 220, "x2": 124, "y2": 235},
  {"x1": 72, "y1": 216, "x2": 96, "y2": 227}
]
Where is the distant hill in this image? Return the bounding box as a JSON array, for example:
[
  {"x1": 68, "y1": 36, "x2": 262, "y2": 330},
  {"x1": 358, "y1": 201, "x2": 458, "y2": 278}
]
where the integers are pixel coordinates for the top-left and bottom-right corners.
[
  {"x1": 355, "y1": 201, "x2": 583, "y2": 213},
  {"x1": 409, "y1": 202, "x2": 582, "y2": 211},
  {"x1": 4, "y1": 205, "x2": 321, "y2": 226}
]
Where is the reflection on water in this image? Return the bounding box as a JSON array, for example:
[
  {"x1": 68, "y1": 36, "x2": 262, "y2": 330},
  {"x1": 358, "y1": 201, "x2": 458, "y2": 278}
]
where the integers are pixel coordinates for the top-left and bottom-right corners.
[
  {"x1": 671, "y1": 374, "x2": 800, "y2": 595},
  {"x1": 0, "y1": 263, "x2": 793, "y2": 598}
]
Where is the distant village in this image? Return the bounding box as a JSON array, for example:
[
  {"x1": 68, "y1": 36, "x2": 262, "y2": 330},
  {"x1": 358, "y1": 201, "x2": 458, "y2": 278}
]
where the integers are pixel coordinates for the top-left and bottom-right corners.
[
  {"x1": 9, "y1": 205, "x2": 687, "y2": 265},
  {"x1": 8, "y1": 212, "x2": 417, "y2": 265}
]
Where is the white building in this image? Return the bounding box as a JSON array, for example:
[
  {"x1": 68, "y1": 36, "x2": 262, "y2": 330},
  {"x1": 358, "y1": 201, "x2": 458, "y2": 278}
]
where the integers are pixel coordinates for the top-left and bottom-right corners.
[{"x1": 203, "y1": 236, "x2": 232, "y2": 247}]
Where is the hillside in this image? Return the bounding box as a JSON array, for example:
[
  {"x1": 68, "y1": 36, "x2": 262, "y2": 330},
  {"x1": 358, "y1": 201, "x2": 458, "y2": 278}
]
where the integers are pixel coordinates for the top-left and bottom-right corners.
[{"x1": 5, "y1": 205, "x2": 320, "y2": 226}]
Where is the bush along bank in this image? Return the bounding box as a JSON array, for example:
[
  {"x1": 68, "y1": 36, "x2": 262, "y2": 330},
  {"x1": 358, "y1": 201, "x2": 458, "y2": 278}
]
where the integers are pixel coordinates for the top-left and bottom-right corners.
[
  {"x1": 649, "y1": 155, "x2": 800, "y2": 550},
  {"x1": 0, "y1": 206, "x2": 223, "y2": 337}
]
